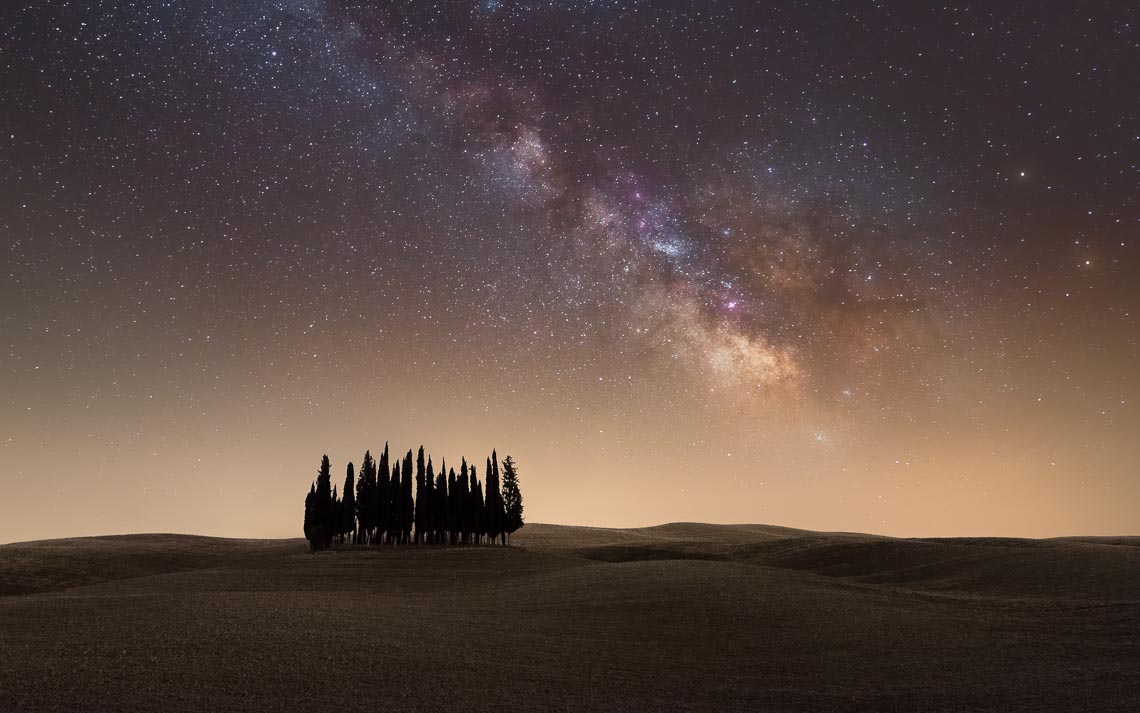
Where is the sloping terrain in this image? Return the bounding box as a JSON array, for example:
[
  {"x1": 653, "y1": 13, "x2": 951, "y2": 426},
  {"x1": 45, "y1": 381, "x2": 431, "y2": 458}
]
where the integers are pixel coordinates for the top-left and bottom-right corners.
[
  {"x1": 0, "y1": 524, "x2": 1136, "y2": 712},
  {"x1": 0, "y1": 534, "x2": 298, "y2": 595}
]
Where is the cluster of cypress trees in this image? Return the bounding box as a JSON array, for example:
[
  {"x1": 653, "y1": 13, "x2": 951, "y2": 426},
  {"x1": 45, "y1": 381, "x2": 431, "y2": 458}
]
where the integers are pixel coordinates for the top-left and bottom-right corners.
[{"x1": 303, "y1": 444, "x2": 524, "y2": 552}]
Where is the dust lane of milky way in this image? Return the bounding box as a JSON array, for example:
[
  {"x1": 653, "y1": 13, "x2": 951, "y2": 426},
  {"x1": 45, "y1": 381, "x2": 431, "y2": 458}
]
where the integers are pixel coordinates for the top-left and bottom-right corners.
[{"x1": 1, "y1": 1, "x2": 1136, "y2": 542}]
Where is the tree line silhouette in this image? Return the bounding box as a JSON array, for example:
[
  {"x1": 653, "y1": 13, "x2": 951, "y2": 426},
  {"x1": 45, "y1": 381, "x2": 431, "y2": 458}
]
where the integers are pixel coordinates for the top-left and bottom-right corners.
[{"x1": 303, "y1": 444, "x2": 524, "y2": 552}]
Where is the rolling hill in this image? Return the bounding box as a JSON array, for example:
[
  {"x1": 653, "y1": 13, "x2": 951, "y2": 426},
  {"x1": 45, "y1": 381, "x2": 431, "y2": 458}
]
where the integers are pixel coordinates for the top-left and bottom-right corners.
[{"x1": 0, "y1": 523, "x2": 1136, "y2": 711}]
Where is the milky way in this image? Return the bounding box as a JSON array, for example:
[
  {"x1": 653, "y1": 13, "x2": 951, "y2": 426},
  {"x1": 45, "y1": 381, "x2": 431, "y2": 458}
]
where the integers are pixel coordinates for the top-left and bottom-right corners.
[{"x1": 2, "y1": 1, "x2": 1136, "y2": 540}]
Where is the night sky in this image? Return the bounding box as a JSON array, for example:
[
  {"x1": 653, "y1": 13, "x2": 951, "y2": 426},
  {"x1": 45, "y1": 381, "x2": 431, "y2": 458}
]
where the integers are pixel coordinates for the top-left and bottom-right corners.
[{"x1": 2, "y1": 1, "x2": 1136, "y2": 542}]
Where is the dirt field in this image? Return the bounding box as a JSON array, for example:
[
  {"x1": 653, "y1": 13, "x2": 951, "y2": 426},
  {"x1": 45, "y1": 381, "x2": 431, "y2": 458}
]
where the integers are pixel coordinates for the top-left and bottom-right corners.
[{"x1": 1, "y1": 523, "x2": 1137, "y2": 712}]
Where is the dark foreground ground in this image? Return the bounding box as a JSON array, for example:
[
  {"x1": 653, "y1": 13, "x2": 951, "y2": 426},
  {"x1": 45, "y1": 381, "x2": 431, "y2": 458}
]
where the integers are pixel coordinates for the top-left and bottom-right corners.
[{"x1": 1, "y1": 524, "x2": 1137, "y2": 712}]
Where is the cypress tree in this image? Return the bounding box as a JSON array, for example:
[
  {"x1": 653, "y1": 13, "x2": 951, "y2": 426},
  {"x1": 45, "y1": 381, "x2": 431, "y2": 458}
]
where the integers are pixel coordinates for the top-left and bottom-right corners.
[
  {"x1": 343, "y1": 462, "x2": 356, "y2": 546},
  {"x1": 314, "y1": 454, "x2": 333, "y2": 550},
  {"x1": 355, "y1": 452, "x2": 372, "y2": 545},
  {"x1": 414, "y1": 446, "x2": 427, "y2": 545},
  {"x1": 330, "y1": 484, "x2": 340, "y2": 547},
  {"x1": 303, "y1": 482, "x2": 316, "y2": 551},
  {"x1": 471, "y1": 467, "x2": 485, "y2": 545},
  {"x1": 457, "y1": 460, "x2": 470, "y2": 544},
  {"x1": 485, "y1": 454, "x2": 506, "y2": 545},
  {"x1": 501, "y1": 455, "x2": 524, "y2": 545},
  {"x1": 388, "y1": 463, "x2": 400, "y2": 544},
  {"x1": 491, "y1": 449, "x2": 505, "y2": 544},
  {"x1": 486, "y1": 456, "x2": 496, "y2": 542},
  {"x1": 377, "y1": 444, "x2": 390, "y2": 544},
  {"x1": 392, "y1": 453, "x2": 401, "y2": 544},
  {"x1": 367, "y1": 450, "x2": 378, "y2": 543},
  {"x1": 466, "y1": 464, "x2": 474, "y2": 543},
  {"x1": 435, "y1": 461, "x2": 448, "y2": 545},
  {"x1": 425, "y1": 457, "x2": 436, "y2": 544},
  {"x1": 448, "y1": 468, "x2": 459, "y2": 545},
  {"x1": 357, "y1": 463, "x2": 365, "y2": 544},
  {"x1": 402, "y1": 450, "x2": 414, "y2": 544}
]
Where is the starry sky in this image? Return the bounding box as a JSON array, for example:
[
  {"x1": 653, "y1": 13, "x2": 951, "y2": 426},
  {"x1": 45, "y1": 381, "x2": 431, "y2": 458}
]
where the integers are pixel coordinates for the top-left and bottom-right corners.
[{"x1": 2, "y1": 1, "x2": 1137, "y2": 543}]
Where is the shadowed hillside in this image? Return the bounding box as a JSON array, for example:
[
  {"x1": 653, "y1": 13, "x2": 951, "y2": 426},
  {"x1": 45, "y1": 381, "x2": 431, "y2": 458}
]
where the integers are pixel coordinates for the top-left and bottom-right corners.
[
  {"x1": 1, "y1": 523, "x2": 1137, "y2": 712},
  {"x1": 534, "y1": 523, "x2": 1140, "y2": 601},
  {"x1": 0, "y1": 534, "x2": 299, "y2": 595}
]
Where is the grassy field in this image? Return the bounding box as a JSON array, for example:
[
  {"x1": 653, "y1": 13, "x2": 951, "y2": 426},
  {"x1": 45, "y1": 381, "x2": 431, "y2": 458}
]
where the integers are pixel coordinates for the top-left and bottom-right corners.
[{"x1": 1, "y1": 523, "x2": 1137, "y2": 712}]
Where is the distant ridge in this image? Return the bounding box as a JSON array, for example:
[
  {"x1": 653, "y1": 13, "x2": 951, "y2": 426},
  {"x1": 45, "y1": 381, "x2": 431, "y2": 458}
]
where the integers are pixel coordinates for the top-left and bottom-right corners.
[{"x1": 3, "y1": 523, "x2": 1137, "y2": 600}]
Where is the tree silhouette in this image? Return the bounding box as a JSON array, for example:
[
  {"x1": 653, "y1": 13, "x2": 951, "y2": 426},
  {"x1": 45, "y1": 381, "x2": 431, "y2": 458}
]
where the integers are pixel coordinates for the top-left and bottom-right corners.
[
  {"x1": 448, "y1": 467, "x2": 459, "y2": 545},
  {"x1": 434, "y1": 460, "x2": 448, "y2": 545},
  {"x1": 468, "y1": 464, "x2": 479, "y2": 544},
  {"x1": 457, "y1": 460, "x2": 470, "y2": 544},
  {"x1": 331, "y1": 483, "x2": 340, "y2": 546},
  {"x1": 354, "y1": 454, "x2": 367, "y2": 545},
  {"x1": 501, "y1": 455, "x2": 524, "y2": 545},
  {"x1": 393, "y1": 462, "x2": 402, "y2": 542},
  {"x1": 485, "y1": 452, "x2": 506, "y2": 545},
  {"x1": 302, "y1": 447, "x2": 523, "y2": 550},
  {"x1": 470, "y1": 467, "x2": 485, "y2": 545},
  {"x1": 356, "y1": 451, "x2": 375, "y2": 545},
  {"x1": 303, "y1": 481, "x2": 316, "y2": 548},
  {"x1": 401, "y1": 450, "x2": 414, "y2": 544},
  {"x1": 414, "y1": 446, "x2": 427, "y2": 545},
  {"x1": 312, "y1": 454, "x2": 333, "y2": 550},
  {"x1": 424, "y1": 456, "x2": 436, "y2": 544},
  {"x1": 342, "y1": 462, "x2": 357, "y2": 545},
  {"x1": 377, "y1": 444, "x2": 390, "y2": 544},
  {"x1": 388, "y1": 462, "x2": 400, "y2": 545}
]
